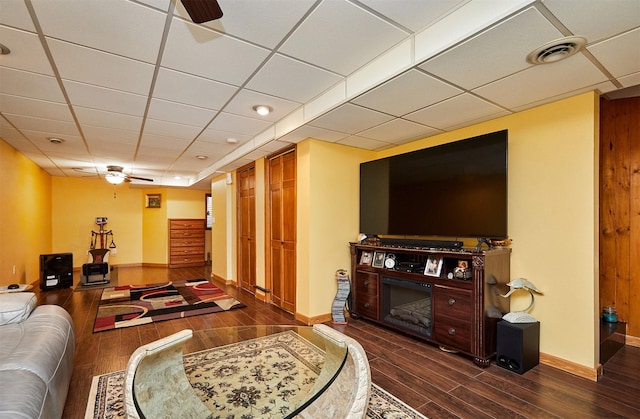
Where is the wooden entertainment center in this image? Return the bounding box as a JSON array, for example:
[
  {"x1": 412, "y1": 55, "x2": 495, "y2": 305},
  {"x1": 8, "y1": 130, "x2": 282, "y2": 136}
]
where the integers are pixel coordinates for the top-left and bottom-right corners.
[{"x1": 350, "y1": 242, "x2": 511, "y2": 367}]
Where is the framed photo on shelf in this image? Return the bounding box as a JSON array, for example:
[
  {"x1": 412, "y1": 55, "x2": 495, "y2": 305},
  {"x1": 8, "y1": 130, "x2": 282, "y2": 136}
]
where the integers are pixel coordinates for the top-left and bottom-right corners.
[
  {"x1": 424, "y1": 256, "x2": 443, "y2": 277},
  {"x1": 359, "y1": 251, "x2": 373, "y2": 266},
  {"x1": 372, "y1": 251, "x2": 386, "y2": 268}
]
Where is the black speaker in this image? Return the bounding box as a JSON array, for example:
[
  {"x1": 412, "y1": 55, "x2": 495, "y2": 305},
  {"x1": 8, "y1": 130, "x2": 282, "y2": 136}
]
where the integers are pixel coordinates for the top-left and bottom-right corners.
[
  {"x1": 40, "y1": 253, "x2": 73, "y2": 290},
  {"x1": 496, "y1": 320, "x2": 540, "y2": 374}
]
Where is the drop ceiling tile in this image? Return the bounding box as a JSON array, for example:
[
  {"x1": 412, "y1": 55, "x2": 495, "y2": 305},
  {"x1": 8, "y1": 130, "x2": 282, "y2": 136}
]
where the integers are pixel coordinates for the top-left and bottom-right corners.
[
  {"x1": 419, "y1": 7, "x2": 563, "y2": 90},
  {"x1": 47, "y1": 39, "x2": 155, "y2": 95},
  {"x1": 82, "y1": 125, "x2": 139, "y2": 145},
  {"x1": 351, "y1": 69, "x2": 462, "y2": 116},
  {"x1": 63, "y1": 81, "x2": 148, "y2": 116},
  {"x1": 74, "y1": 107, "x2": 143, "y2": 132},
  {"x1": 207, "y1": 112, "x2": 272, "y2": 137},
  {"x1": 161, "y1": 18, "x2": 270, "y2": 86},
  {"x1": 358, "y1": 0, "x2": 466, "y2": 32},
  {"x1": 617, "y1": 71, "x2": 640, "y2": 88},
  {"x1": 0, "y1": 67, "x2": 65, "y2": 102},
  {"x1": 198, "y1": 129, "x2": 252, "y2": 146},
  {"x1": 224, "y1": 89, "x2": 301, "y2": 121},
  {"x1": 30, "y1": 0, "x2": 166, "y2": 63},
  {"x1": 309, "y1": 103, "x2": 394, "y2": 134},
  {"x1": 153, "y1": 68, "x2": 237, "y2": 110},
  {"x1": 0, "y1": 26, "x2": 53, "y2": 75},
  {"x1": 588, "y1": 28, "x2": 640, "y2": 79},
  {"x1": 358, "y1": 118, "x2": 440, "y2": 143},
  {"x1": 0, "y1": 94, "x2": 74, "y2": 121},
  {"x1": 144, "y1": 118, "x2": 202, "y2": 139},
  {"x1": 279, "y1": 0, "x2": 408, "y2": 75},
  {"x1": 337, "y1": 135, "x2": 392, "y2": 150},
  {"x1": 246, "y1": 54, "x2": 343, "y2": 103},
  {"x1": 404, "y1": 94, "x2": 506, "y2": 130},
  {"x1": 0, "y1": 1, "x2": 36, "y2": 31},
  {"x1": 140, "y1": 132, "x2": 192, "y2": 150},
  {"x1": 83, "y1": 138, "x2": 136, "y2": 159},
  {"x1": 147, "y1": 98, "x2": 216, "y2": 127},
  {"x1": 473, "y1": 54, "x2": 608, "y2": 109},
  {"x1": 19, "y1": 129, "x2": 84, "y2": 152},
  {"x1": 180, "y1": 0, "x2": 317, "y2": 49},
  {"x1": 2, "y1": 114, "x2": 80, "y2": 137},
  {"x1": 543, "y1": 0, "x2": 640, "y2": 42},
  {"x1": 278, "y1": 125, "x2": 350, "y2": 144}
]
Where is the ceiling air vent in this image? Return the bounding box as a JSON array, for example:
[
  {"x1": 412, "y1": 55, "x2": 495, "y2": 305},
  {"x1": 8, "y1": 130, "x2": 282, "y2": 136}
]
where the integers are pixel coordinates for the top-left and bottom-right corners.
[{"x1": 526, "y1": 36, "x2": 586, "y2": 65}]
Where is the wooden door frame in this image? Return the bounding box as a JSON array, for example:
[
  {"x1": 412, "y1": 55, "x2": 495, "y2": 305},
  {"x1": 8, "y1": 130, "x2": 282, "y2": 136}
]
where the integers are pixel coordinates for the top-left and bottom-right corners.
[{"x1": 265, "y1": 145, "x2": 296, "y2": 307}]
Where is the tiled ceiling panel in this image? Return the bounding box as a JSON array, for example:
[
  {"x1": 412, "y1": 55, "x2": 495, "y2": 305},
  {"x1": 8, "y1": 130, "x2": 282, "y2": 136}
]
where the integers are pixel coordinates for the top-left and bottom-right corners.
[{"x1": 0, "y1": 0, "x2": 636, "y2": 189}]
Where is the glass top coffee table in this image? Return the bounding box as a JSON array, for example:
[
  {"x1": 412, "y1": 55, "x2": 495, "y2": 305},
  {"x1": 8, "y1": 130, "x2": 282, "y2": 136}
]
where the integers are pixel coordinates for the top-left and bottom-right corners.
[
  {"x1": 189, "y1": 325, "x2": 349, "y2": 418},
  {"x1": 127, "y1": 324, "x2": 369, "y2": 419}
]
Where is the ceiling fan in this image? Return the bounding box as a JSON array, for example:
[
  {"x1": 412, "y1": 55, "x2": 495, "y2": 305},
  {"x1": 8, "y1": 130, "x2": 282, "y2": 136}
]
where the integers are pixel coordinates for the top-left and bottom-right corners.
[
  {"x1": 74, "y1": 166, "x2": 154, "y2": 184},
  {"x1": 104, "y1": 165, "x2": 153, "y2": 184},
  {"x1": 180, "y1": 0, "x2": 223, "y2": 24}
]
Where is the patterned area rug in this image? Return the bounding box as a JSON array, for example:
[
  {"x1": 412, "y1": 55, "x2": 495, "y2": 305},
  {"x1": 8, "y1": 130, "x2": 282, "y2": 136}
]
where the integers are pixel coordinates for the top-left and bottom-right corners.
[
  {"x1": 85, "y1": 331, "x2": 427, "y2": 418},
  {"x1": 93, "y1": 279, "x2": 245, "y2": 333}
]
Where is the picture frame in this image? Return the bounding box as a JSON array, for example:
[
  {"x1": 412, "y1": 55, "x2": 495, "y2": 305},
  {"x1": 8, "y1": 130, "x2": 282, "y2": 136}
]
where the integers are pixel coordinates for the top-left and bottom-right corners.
[
  {"x1": 145, "y1": 193, "x2": 161, "y2": 208},
  {"x1": 372, "y1": 251, "x2": 386, "y2": 268},
  {"x1": 359, "y1": 251, "x2": 373, "y2": 266},
  {"x1": 424, "y1": 256, "x2": 443, "y2": 277}
]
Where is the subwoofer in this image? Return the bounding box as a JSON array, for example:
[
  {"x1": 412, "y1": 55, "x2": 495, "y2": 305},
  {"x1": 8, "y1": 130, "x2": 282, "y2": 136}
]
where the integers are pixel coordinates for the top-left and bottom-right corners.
[
  {"x1": 496, "y1": 320, "x2": 540, "y2": 374},
  {"x1": 40, "y1": 253, "x2": 73, "y2": 290}
]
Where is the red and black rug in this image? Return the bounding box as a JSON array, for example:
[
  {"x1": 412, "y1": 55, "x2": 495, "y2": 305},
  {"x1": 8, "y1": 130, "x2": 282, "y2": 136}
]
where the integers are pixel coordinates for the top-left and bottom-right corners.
[{"x1": 93, "y1": 279, "x2": 245, "y2": 333}]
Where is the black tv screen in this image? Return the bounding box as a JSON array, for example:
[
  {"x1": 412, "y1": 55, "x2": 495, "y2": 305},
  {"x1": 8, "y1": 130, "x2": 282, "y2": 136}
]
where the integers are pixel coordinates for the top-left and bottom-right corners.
[{"x1": 360, "y1": 130, "x2": 507, "y2": 239}]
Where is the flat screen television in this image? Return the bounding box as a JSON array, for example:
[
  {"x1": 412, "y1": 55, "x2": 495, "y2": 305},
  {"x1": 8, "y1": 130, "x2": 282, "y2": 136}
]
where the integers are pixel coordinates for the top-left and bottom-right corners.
[{"x1": 360, "y1": 130, "x2": 507, "y2": 240}]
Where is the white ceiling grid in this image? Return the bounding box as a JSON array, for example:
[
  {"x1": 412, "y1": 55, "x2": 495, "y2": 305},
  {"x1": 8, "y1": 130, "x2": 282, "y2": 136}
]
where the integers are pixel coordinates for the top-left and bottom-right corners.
[{"x1": 0, "y1": 0, "x2": 637, "y2": 189}]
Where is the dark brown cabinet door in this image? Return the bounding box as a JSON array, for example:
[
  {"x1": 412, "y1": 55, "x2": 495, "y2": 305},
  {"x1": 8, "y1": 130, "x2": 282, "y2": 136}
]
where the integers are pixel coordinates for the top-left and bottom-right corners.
[
  {"x1": 268, "y1": 148, "x2": 296, "y2": 313},
  {"x1": 237, "y1": 165, "x2": 256, "y2": 293}
]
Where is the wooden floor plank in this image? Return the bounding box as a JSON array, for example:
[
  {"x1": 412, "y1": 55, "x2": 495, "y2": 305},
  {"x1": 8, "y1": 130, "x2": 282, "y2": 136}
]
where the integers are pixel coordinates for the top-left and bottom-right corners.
[{"x1": 27, "y1": 265, "x2": 639, "y2": 419}]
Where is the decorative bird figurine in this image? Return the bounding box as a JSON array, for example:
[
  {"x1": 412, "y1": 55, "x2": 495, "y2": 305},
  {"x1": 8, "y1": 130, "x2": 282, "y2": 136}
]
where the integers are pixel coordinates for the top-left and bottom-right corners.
[{"x1": 501, "y1": 278, "x2": 543, "y2": 298}]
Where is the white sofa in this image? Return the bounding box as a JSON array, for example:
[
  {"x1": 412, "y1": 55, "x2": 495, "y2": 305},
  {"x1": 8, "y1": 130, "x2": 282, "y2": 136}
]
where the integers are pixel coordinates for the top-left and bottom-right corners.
[{"x1": 0, "y1": 292, "x2": 75, "y2": 419}]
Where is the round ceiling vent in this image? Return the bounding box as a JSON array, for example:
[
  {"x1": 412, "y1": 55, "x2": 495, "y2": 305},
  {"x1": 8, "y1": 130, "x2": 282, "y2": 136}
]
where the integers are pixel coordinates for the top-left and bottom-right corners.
[{"x1": 526, "y1": 36, "x2": 586, "y2": 65}]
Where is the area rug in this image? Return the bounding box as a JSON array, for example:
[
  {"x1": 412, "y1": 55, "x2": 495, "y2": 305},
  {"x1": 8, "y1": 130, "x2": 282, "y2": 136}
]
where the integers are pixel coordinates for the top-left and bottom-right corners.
[
  {"x1": 93, "y1": 279, "x2": 245, "y2": 333},
  {"x1": 85, "y1": 330, "x2": 427, "y2": 419}
]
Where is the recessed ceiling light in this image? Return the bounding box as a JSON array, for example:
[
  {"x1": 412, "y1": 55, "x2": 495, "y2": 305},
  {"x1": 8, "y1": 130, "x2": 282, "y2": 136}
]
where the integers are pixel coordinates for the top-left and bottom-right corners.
[
  {"x1": 226, "y1": 137, "x2": 238, "y2": 144},
  {"x1": 174, "y1": 176, "x2": 182, "y2": 180},
  {"x1": 252, "y1": 105, "x2": 272, "y2": 116},
  {"x1": 48, "y1": 137, "x2": 65, "y2": 144},
  {"x1": 196, "y1": 155, "x2": 208, "y2": 160},
  {"x1": 526, "y1": 36, "x2": 586, "y2": 65},
  {"x1": 0, "y1": 44, "x2": 10, "y2": 55}
]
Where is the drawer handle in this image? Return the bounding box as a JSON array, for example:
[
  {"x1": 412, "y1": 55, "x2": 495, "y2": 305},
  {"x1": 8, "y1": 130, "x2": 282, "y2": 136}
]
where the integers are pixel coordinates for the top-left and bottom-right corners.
[
  {"x1": 364, "y1": 280, "x2": 370, "y2": 286},
  {"x1": 364, "y1": 303, "x2": 370, "y2": 308},
  {"x1": 448, "y1": 298, "x2": 456, "y2": 306},
  {"x1": 448, "y1": 328, "x2": 456, "y2": 336}
]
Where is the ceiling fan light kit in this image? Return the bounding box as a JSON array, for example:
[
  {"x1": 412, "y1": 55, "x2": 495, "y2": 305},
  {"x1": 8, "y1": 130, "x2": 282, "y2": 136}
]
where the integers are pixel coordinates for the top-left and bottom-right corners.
[{"x1": 105, "y1": 173, "x2": 125, "y2": 185}]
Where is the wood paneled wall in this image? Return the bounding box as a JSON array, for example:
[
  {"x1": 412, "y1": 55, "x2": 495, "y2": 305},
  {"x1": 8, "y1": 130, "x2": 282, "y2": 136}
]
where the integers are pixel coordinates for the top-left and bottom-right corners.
[{"x1": 599, "y1": 96, "x2": 640, "y2": 338}]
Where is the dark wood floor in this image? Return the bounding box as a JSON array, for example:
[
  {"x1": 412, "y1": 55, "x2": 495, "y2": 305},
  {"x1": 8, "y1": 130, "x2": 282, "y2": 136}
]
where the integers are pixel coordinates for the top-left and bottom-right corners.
[{"x1": 35, "y1": 266, "x2": 639, "y2": 418}]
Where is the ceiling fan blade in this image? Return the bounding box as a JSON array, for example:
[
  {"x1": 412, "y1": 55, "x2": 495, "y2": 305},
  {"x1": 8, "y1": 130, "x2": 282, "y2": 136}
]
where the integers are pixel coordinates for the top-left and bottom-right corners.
[
  {"x1": 126, "y1": 175, "x2": 154, "y2": 182},
  {"x1": 180, "y1": 0, "x2": 223, "y2": 23}
]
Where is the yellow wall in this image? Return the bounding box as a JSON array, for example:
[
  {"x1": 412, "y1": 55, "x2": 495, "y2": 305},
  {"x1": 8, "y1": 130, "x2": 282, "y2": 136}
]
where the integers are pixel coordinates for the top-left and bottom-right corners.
[
  {"x1": 372, "y1": 92, "x2": 599, "y2": 369},
  {"x1": 0, "y1": 139, "x2": 52, "y2": 286},
  {"x1": 296, "y1": 140, "x2": 376, "y2": 317},
  {"x1": 52, "y1": 178, "x2": 144, "y2": 266},
  {"x1": 50, "y1": 178, "x2": 207, "y2": 268},
  {"x1": 210, "y1": 174, "x2": 229, "y2": 280}
]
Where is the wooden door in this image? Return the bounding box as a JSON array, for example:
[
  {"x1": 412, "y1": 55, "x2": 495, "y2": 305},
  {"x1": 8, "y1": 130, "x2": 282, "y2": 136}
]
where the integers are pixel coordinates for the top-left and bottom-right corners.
[
  {"x1": 237, "y1": 164, "x2": 256, "y2": 293},
  {"x1": 268, "y1": 147, "x2": 296, "y2": 313}
]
